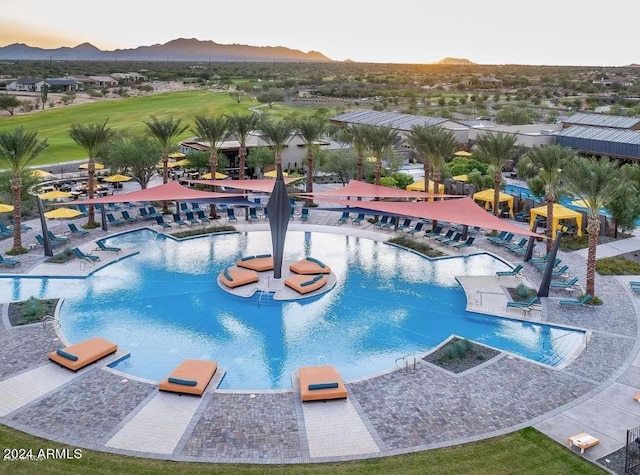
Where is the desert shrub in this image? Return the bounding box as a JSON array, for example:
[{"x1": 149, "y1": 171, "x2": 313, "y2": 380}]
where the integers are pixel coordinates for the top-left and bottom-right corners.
[
  {"x1": 388, "y1": 236, "x2": 446, "y2": 258},
  {"x1": 596, "y1": 256, "x2": 640, "y2": 275},
  {"x1": 21, "y1": 296, "x2": 43, "y2": 319}
]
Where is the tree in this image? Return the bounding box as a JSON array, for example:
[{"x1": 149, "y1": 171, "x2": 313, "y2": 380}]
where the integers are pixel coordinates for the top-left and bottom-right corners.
[
  {"x1": 259, "y1": 118, "x2": 294, "y2": 168},
  {"x1": 473, "y1": 132, "x2": 518, "y2": 216},
  {"x1": 192, "y1": 115, "x2": 230, "y2": 218},
  {"x1": 69, "y1": 120, "x2": 113, "y2": 227},
  {"x1": 229, "y1": 91, "x2": 247, "y2": 104},
  {"x1": 0, "y1": 94, "x2": 21, "y2": 116},
  {"x1": 607, "y1": 163, "x2": 640, "y2": 237},
  {"x1": 246, "y1": 147, "x2": 275, "y2": 177},
  {"x1": 144, "y1": 116, "x2": 188, "y2": 213},
  {"x1": 333, "y1": 124, "x2": 368, "y2": 181},
  {"x1": 296, "y1": 117, "x2": 328, "y2": 200},
  {"x1": 101, "y1": 133, "x2": 161, "y2": 189},
  {"x1": 0, "y1": 127, "x2": 48, "y2": 253},
  {"x1": 563, "y1": 157, "x2": 625, "y2": 298},
  {"x1": 521, "y1": 144, "x2": 576, "y2": 252},
  {"x1": 317, "y1": 149, "x2": 359, "y2": 185},
  {"x1": 362, "y1": 125, "x2": 398, "y2": 186},
  {"x1": 256, "y1": 90, "x2": 285, "y2": 108},
  {"x1": 495, "y1": 106, "x2": 540, "y2": 125},
  {"x1": 408, "y1": 125, "x2": 457, "y2": 196},
  {"x1": 228, "y1": 113, "x2": 260, "y2": 180}
]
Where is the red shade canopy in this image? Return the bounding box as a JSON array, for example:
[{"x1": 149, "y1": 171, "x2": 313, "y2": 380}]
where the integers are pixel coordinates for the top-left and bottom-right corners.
[
  {"x1": 318, "y1": 197, "x2": 541, "y2": 238},
  {"x1": 299, "y1": 180, "x2": 456, "y2": 200},
  {"x1": 188, "y1": 178, "x2": 304, "y2": 194}
]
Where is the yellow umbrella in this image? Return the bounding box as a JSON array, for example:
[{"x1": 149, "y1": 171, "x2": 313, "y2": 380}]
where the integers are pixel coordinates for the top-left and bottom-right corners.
[
  {"x1": 78, "y1": 162, "x2": 105, "y2": 170},
  {"x1": 31, "y1": 169, "x2": 54, "y2": 178},
  {"x1": 0, "y1": 203, "x2": 14, "y2": 212},
  {"x1": 264, "y1": 170, "x2": 289, "y2": 178},
  {"x1": 454, "y1": 151, "x2": 472, "y2": 157},
  {"x1": 201, "y1": 172, "x2": 229, "y2": 179},
  {"x1": 570, "y1": 199, "x2": 601, "y2": 209},
  {"x1": 452, "y1": 174, "x2": 469, "y2": 182},
  {"x1": 103, "y1": 174, "x2": 133, "y2": 183},
  {"x1": 158, "y1": 160, "x2": 187, "y2": 169},
  {"x1": 168, "y1": 152, "x2": 185, "y2": 159},
  {"x1": 365, "y1": 156, "x2": 377, "y2": 163},
  {"x1": 39, "y1": 190, "x2": 73, "y2": 200},
  {"x1": 44, "y1": 207, "x2": 82, "y2": 219}
]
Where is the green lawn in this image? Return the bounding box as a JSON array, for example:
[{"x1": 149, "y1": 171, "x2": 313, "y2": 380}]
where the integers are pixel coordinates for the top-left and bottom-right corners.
[
  {"x1": 0, "y1": 91, "x2": 345, "y2": 166},
  {"x1": 0, "y1": 425, "x2": 604, "y2": 474}
]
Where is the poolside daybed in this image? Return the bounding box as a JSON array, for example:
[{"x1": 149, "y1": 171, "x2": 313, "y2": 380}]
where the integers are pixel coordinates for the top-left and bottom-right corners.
[
  {"x1": 219, "y1": 268, "x2": 259, "y2": 288},
  {"x1": 284, "y1": 273, "x2": 328, "y2": 294},
  {"x1": 289, "y1": 257, "x2": 331, "y2": 275},
  {"x1": 298, "y1": 365, "x2": 348, "y2": 402},
  {"x1": 158, "y1": 359, "x2": 218, "y2": 396},
  {"x1": 48, "y1": 336, "x2": 117, "y2": 371},
  {"x1": 568, "y1": 432, "x2": 600, "y2": 454},
  {"x1": 235, "y1": 254, "x2": 274, "y2": 272}
]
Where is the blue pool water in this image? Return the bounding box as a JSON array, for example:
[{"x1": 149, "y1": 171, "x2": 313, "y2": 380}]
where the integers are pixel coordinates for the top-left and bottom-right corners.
[{"x1": 0, "y1": 229, "x2": 585, "y2": 390}]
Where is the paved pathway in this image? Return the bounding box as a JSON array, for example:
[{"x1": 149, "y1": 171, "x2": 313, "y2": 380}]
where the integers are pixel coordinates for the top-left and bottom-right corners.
[{"x1": 0, "y1": 204, "x2": 639, "y2": 470}]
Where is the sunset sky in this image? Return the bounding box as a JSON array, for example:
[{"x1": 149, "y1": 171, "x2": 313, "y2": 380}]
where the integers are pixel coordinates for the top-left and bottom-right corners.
[{"x1": 1, "y1": 0, "x2": 637, "y2": 66}]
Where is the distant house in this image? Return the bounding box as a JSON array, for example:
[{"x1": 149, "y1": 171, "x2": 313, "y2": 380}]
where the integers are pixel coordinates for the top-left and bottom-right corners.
[
  {"x1": 561, "y1": 112, "x2": 640, "y2": 130},
  {"x1": 6, "y1": 77, "x2": 42, "y2": 92},
  {"x1": 111, "y1": 72, "x2": 147, "y2": 82},
  {"x1": 35, "y1": 78, "x2": 81, "y2": 93},
  {"x1": 66, "y1": 75, "x2": 118, "y2": 88}
]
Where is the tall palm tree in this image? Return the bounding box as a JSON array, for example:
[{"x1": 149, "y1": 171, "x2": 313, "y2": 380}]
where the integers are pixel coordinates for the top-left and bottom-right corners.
[
  {"x1": 259, "y1": 118, "x2": 294, "y2": 169},
  {"x1": 334, "y1": 124, "x2": 368, "y2": 181},
  {"x1": 296, "y1": 117, "x2": 328, "y2": 198},
  {"x1": 69, "y1": 120, "x2": 113, "y2": 226},
  {"x1": 563, "y1": 157, "x2": 625, "y2": 297},
  {"x1": 473, "y1": 132, "x2": 518, "y2": 216},
  {"x1": 522, "y1": 144, "x2": 576, "y2": 253},
  {"x1": 408, "y1": 125, "x2": 457, "y2": 195},
  {"x1": 228, "y1": 113, "x2": 260, "y2": 180},
  {"x1": 144, "y1": 116, "x2": 188, "y2": 213},
  {"x1": 362, "y1": 125, "x2": 398, "y2": 186},
  {"x1": 0, "y1": 127, "x2": 47, "y2": 253},
  {"x1": 192, "y1": 115, "x2": 230, "y2": 218}
]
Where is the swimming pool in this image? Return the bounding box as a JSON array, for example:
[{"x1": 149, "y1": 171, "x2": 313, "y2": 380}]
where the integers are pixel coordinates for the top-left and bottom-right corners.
[{"x1": 0, "y1": 229, "x2": 585, "y2": 390}]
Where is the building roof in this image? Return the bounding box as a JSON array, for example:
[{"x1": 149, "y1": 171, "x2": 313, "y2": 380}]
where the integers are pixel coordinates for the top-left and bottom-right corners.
[
  {"x1": 558, "y1": 125, "x2": 640, "y2": 146},
  {"x1": 330, "y1": 110, "x2": 449, "y2": 131},
  {"x1": 42, "y1": 79, "x2": 80, "y2": 86},
  {"x1": 15, "y1": 78, "x2": 42, "y2": 84},
  {"x1": 562, "y1": 112, "x2": 640, "y2": 129}
]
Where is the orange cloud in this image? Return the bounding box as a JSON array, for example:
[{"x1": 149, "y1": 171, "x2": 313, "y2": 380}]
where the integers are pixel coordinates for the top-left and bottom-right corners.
[{"x1": 0, "y1": 21, "x2": 84, "y2": 48}]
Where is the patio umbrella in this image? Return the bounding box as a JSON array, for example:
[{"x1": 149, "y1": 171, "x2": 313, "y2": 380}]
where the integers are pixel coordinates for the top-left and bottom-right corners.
[
  {"x1": 78, "y1": 163, "x2": 105, "y2": 170},
  {"x1": 201, "y1": 171, "x2": 228, "y2": 179},
  {"x1": 103, "y1": 174, "x2": 133, "y2": 183},
  {"x1": 452, "y1": 174, "x2": 469, "y2": 182},
  {"x1": 39, "y1": 190, "x2": 73, "y2": 200},
  {"x1": 44, "y1": 207, "x2": 82, "y2": 219},
  {"x1": 454, "y1": 151, "x2": 472, "y2": 157},
  {"x1": 31, "y1": 169, "x2": 54, "y2": 179},
  {"x1": 0, "y1": 203, "x2": 14, "y2": 212},
  {"x1": 264, "y1": 170, "x2": 289, "y2": 178},
  {"x1": 168, "y1": 152, "x2": 185, "y2": 159}
]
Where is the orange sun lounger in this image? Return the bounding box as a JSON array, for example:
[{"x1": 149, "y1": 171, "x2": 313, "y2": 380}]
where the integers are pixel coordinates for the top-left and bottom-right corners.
[
  {"x1": 48, "y1": 336, "x2": 118, "y2": 371},
  {"x1": 568, "y1": 432, "x2": 600, "y2": 454},
  {"x1": 220, "y1": 267, "x2": 259, "y2": 288},
  {"x1": 236, "y1": 254, "x2": 274, "y2": 272},
  {"x1": 158, "y1": 359, "x2": 218, "y2": 396},
  {"x1": 289, "y1": 257, "x2": 331, "y2": 275},
  {"x1": 284, "y1": 273, "x2": 328, "y2": 294},
  {"x1": 299, "y1": 365, "x2": 348, "y2": 402}
]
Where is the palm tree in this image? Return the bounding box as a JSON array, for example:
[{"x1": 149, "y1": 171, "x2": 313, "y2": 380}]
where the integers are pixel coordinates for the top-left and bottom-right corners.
[
  {"x1": 473, "y1": 132, "x2": 518, "y2": 216},
  {"x1": 362, "y1": 125, "x2": 398, "y2": 186},
  {"x1": 69, "y1": 120, "x2": 113, "y2": 226},
  {"x1": 521, "y1": 144, "x2": 576, "y2": 253},
  {"x1": 0, "y1": 127, "x2": 47, "y2": 253},
  {"x1": 334, "y1": 124, "x2": 368, "y2": 181},
  {"x1": 259, "y1": 118, "x2": 294, "y2": 169},
  {"x1": 228, "y1": 113, "x2": 260, "y2": 180},
  {"x1": 296, "y1": 117, "x2": 328, "y2": 198},
  {"x1": 408, "y1": 125, "x2": 457, "y2": 195},
  {"x1": 144, "y1": 116, "x2": 188, "y2": 213},
  {"x1": 563, "y1": 157, "x2": 625, "y2": 297}
]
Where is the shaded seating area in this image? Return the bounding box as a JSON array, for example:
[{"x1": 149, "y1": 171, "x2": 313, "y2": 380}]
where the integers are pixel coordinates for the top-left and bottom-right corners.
[
  {"x1": 454, "y1": 236, "x2": 475, "y2": 249},
  {"x1": 236, "y1": 254, "x2": 274, "y2": 272},
  {"x1": 155, "y1": 216, "x2": 171, "y2": 229},
  {"x1": 529, "y1": 203, "x2": 583, "y2": 240},
  {"x1": 158, "y1": 359, "x2": 218, "y2": 396},
  {"x1": 48, "y1": 336, "x2": 117, "y2": 371},
  {"x1": 106, "y1": 213, "x2": 125, "y2": 226},
  {"x1": 472, "y1": 188, "x2": 514, "y2": 218},
  {"x1": 396, "y1": 218, "x2": 412, "y2": 232},
  {"x1": 285, "y1": 273, "x2": 328, "y2": 295},
  {"x1": 337, "y1": 211, "x2": 351, "y2": 224},
  {"x1": 298, "y1": 365, "x2": 348, "y2": 402},
  {"x1": 406, "y1": 222, "x2": 424, "y2": 236},
  {"x1": 172, "y1": 213, "x2": 187, "y2": 227},
  {"x1": 219, "y1": 267, "x2": 259, "y2": 289},
  {"x1": 352, "y1": 213, "x2": 365, "y2": 225},
  {"x1": 289, "y1": 257, "x2": 331, "y2": 275}
]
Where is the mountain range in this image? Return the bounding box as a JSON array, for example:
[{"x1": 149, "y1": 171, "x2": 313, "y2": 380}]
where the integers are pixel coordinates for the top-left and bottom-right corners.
[{"x1": 0, "y1": 38, "x2": 333, "y2": 62}]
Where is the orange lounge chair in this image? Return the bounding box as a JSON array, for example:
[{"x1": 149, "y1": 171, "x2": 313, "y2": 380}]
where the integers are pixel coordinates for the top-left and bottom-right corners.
[
  {"x1": 235, "y1": 254, "x2": 274, "y2": 272},
  {"x1": 48, "y1": 336, "x2": 118, "y2": 371},
  {"x1": 284, "y1": 274, "x2": 328, "y2": 294},
  {"x1": 299, "y1": 365, "x2": 348, "y2": 402},
  {"x1": 568, "y1": 432, "x2": 600, "y2": 454},
  {"x1": 220, "y1": 268, "x2": 259, "y2": 288},
  {"x1": 158, "y1": 359, "x2": 218, "y2": 396},
  {"x1": 289, "y1": 257, "x2": 331, "y2": 275}
]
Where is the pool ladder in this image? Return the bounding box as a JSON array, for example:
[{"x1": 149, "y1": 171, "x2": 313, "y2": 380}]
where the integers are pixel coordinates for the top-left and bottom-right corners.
[
  {"x1": 395, "y1": 354, "x2": 417, "y2": 373},
  {"x1": 42, "y1": 314, "x2": 60, "y2": 331}
]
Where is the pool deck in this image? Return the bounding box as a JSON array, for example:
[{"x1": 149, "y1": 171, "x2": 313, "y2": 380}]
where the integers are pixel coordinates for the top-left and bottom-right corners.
[{"x1": 0, "y1": 207, "x2": 639, "y2": 469}]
